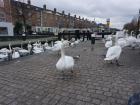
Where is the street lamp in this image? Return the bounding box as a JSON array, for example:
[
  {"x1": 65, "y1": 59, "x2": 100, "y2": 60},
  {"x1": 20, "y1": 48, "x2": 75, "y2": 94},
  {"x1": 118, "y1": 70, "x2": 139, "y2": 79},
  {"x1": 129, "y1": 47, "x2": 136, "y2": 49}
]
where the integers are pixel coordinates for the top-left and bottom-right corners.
[{"x1": 137, "y1": 9, "x2": 140, "y2": 38}]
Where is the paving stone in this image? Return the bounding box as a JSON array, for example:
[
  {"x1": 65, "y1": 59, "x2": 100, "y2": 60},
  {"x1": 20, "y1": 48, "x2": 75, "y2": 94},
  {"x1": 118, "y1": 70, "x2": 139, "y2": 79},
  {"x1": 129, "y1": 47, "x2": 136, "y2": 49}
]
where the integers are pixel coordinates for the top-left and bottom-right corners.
[
  {"x1": 76, "y1": 100, "x2": 86, "y2": 105},
  {"x1": 0, "y1": 40, "x2": 140, "y2": 105},
  {"x1": 92, "y1": 98, "x2": 101, "y2": 104}
]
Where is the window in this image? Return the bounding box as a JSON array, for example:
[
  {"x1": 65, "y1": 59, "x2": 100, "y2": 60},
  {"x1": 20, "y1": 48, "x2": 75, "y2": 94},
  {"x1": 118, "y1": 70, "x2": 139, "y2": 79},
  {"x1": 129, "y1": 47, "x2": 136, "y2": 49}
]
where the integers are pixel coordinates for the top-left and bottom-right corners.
[
  {"x1": 48, "y1": 28, "x2": 50, "y2": 32},
  {"x1": 38, "y1": 28, "x2": 40, "y2": 32},
  {"x1": 0, "y1": 12, "x2": 5, "y2": 22},
  {"x1": 0, "y1": 27, "x2": 8, "y2": 35}
]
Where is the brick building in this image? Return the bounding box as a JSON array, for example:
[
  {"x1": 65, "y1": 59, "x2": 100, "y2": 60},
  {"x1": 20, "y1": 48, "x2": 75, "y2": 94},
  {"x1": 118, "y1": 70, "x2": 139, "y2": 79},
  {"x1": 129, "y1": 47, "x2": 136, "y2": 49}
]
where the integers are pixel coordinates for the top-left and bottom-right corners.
[
  {"x1": 8, "y1": 0, "x2": 96, "y2": 35},
  {"x1": 0, "y1": 0, "x2": 13, "y2": 36}
]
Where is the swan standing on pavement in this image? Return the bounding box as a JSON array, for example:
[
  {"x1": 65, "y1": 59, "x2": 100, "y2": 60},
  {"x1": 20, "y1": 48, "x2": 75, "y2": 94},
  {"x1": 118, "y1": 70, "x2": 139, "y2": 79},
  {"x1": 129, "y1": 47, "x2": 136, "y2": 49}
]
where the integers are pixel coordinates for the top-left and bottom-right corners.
[
  {"x1": 43, "y1": 40, "x2": 52, "y2": 51},
  {"x1": 104, "y1": 38, "x2": 122, "y2": 66},
  {"x1": 0, "y1": 50, "x2": 9, "y2": 60},
  {"x1": 9, "y1": 44, "x2": 20, "y2": 59},
  {"x1": 105, "y1": 39, "x2": 112, "y2": 48},
  {"x1": 12, "y1": 49, "x2": 20, "y2": 59},
  {"x1": 18, "y1": 43, "x2": 29, "y2": 56},
  {"x1": 52, "y1": 40, "x2": 63, "y2": 52},
  {"x1": 56, "y1": 42, "x2": 74, "y2": 77},
  {"x1": 117, "y1": 38, "x2": 129, "y2": 48},
  {"x1": 33, "y1": 41, "x2": 44, "y2": 54},
  {"x1": 0, "y1": 44, "x2": 13, "y2": 60},
  {"x1": 126, "y1": 36, "x2": 137, "y2": 49},
  {"x1": 27, "y1": 41, "x2": 32, "y2": 54}
]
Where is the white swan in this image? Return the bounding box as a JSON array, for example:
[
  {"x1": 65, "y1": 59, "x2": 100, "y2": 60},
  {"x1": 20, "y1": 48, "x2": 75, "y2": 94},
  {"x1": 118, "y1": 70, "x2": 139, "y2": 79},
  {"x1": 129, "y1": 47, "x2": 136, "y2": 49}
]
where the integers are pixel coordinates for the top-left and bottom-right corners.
[
  {"x1": 33, "y1": 41, "x2": 44, "y2": 54},
  {"x1": 18, "y1": 43, "x2": 29, "y2": 56},
  {"x1": 126, "y1": 36, "x2": 137, "y2": 48},
  {"x1": 12, "y1": 49, "x2": 20, "y2": 59},
  {"x1": 27, "y1": 41, "x2": 32, "y2": 54},
  {"x1": 9, "y1": 44, "x2": 20, "y2": 59},
  {"x1": 44, "y1": 44, "x2": 52, "y2": 51},
  {"x1": 74, "y1": 39, "x2": 80, "y2": 45},
  {"x1": 117, "y1": 38, "x2": 129, "y2": 48},
  {"x1": 104, "y1": 45, "x2": 121, "y2": 61},
  {"x1": 44, "y1": 42, "x2": 49, "y2": 47},
  {"x1": 56, "y1": 42, "x2": 74, "y2": 75},
  {"x1": 0, "y1": 44, "x2": 13, "y2": 60},
  {"x1": 0, "y1": 50, "x2": 9, "y2": 60},
  {"x1": 63, "y1": 40, "x2": 70, "y2": 48},
  {"x1": 52, "y1": 41, "x2": 63, "y2": 52},
  {"x1": 104, "y1": 45, "x2": 122, "y2": 66},
  {"x1": 105, "y1": 40, "x2": 112, "y2": 48}
]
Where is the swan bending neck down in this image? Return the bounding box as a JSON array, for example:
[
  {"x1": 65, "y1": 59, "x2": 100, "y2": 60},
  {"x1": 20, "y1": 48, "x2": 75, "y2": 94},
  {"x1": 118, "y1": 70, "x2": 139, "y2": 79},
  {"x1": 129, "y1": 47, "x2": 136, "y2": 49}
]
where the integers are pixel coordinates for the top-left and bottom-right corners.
[
  {"x1": 56, "y1": 44, "x2": 74, "y2": 77},
  {"x1": 104, "y1": 43, "x2": 122, "y2": 66},
  {"x1": 105, "y1": 40, "x2": 112, "y2": 48}
]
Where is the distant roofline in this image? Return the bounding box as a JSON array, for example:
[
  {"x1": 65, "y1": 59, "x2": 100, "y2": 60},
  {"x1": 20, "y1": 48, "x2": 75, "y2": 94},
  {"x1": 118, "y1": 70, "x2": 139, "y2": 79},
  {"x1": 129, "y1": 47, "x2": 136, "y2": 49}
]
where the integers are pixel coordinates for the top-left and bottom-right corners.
[{"x1": 11, "y1": 0, "x2": 90, "y2": 22}]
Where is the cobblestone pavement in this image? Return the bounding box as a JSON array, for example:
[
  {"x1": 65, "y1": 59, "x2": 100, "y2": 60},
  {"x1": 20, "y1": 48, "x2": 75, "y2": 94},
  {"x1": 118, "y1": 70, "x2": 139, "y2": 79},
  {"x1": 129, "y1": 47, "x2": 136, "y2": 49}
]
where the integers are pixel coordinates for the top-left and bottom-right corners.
[{"x1": 0, "y1": 40, "x2": 140, "y2": 105}]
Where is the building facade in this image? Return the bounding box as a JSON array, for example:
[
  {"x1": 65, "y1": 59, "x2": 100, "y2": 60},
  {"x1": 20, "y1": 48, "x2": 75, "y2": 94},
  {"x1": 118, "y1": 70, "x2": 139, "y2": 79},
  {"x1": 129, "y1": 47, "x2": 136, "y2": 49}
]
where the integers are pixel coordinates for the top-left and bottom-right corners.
[
  {"x1": 8, "y1": 0, "x2": 97, "y2": 35},
  {"x1": 0, "y1": 0, "x2": 13, "y2": 36}
]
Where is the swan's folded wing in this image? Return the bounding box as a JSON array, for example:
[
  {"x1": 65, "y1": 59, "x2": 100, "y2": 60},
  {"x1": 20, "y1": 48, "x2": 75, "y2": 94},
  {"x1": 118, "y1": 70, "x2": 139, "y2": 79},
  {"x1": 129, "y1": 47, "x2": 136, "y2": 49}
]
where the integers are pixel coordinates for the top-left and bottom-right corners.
[{"x1": 104, "y1": 46, "x2": 122, "y2": 61}]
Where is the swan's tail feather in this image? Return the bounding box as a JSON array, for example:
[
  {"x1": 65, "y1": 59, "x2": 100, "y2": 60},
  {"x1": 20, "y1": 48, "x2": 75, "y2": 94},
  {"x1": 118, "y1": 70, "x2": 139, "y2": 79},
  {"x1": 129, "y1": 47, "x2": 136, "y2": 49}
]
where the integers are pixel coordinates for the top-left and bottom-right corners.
[
  {"x1": 104, "y1": 57, "x2": 114, "y2": 61},
  {"x1": 104, "y1": 58, "x2": 111, "y2": 61}
]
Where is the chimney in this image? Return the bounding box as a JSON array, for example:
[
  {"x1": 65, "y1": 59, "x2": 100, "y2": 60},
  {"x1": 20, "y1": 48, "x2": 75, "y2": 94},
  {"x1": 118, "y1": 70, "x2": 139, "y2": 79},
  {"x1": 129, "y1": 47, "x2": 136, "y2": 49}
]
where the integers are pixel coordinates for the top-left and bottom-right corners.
[
  {"x1": 79, "y1": 16, "x2": 81, "y2": 19},
  {"x1": 54, "y1": 8, "x2": 57, "y2": 13},
  {"x1": 43, "y1": 4, "x2": 46, "y2": 10},
  {"x1": 74, "y1": 15, "x2": 76, "y2": 18},
  {"x1": 27, "y1": 0, "x2": 31, "y2": 5}
]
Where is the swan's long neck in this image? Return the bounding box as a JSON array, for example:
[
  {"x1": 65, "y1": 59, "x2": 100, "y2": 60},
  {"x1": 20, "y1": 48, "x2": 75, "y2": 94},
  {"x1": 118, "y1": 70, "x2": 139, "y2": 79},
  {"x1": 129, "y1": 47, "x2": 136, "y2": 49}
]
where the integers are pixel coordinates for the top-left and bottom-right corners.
[
  {"x1": 9, "y1": 44, "x2": 12, "y2": 52},
  {"x1": 51, "y1": 41, "x2": 54, "y2": 47},
  {"x1": 61, "y1": 45, "x2": 65, "y2": 58},
  {"x1": 131, "y1": 31, "x2": 133, "y2": 36}
]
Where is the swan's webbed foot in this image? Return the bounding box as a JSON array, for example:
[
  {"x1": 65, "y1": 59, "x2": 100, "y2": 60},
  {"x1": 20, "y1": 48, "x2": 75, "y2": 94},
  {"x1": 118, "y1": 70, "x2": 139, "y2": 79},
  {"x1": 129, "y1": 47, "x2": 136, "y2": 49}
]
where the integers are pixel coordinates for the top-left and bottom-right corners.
[
  {"x1": 61, "y1": 71, "x2": 70, "y2": 80},
  {"x1": 71, "y1": 70, "x2": 73, "y2": 73},
  {"x1": 116, "y1": 60, "x2": 123, "y2": 66}
]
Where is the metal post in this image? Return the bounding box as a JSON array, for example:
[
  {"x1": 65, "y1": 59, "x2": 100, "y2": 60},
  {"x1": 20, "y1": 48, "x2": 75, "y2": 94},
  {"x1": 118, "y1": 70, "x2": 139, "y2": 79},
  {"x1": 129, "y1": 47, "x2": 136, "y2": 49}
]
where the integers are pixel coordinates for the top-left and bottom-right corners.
[{"x1": 137, "y1": 9, "x2": 140, "y2": 38}]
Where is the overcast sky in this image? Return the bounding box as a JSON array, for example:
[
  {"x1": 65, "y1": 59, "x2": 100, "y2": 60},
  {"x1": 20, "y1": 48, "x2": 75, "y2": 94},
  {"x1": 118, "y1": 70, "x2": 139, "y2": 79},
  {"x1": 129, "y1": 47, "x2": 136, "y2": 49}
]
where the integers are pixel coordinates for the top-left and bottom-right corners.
[{"x1": 25, "y1": 0, "x2": 140, "y2": 29}]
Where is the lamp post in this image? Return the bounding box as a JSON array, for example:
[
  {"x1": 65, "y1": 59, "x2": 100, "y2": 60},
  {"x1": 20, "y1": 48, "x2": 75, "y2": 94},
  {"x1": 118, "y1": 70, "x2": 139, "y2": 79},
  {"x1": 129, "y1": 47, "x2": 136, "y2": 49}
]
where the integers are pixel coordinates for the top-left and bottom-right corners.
[{"x1": 137, "y1": 9, "x2": 140, "y2": 38}]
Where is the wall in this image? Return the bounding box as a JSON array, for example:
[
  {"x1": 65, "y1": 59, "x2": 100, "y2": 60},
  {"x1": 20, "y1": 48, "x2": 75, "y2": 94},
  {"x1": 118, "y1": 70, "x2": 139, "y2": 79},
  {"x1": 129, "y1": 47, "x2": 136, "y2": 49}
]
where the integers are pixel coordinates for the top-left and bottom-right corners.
[
  {"x1": 0, "y1": 0, "x2": 13, "y2": 36},
  {"x1": 0, "y1": 22, "x2": 14, "y2": 36}
]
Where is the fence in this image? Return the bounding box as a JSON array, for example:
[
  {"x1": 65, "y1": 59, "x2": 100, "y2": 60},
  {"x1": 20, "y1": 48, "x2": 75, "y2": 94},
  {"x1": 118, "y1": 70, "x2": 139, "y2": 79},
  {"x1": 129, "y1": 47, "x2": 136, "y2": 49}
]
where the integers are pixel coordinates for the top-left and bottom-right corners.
[{"x1": 0, "y1": 33, "x2": 54, "y2": 41}]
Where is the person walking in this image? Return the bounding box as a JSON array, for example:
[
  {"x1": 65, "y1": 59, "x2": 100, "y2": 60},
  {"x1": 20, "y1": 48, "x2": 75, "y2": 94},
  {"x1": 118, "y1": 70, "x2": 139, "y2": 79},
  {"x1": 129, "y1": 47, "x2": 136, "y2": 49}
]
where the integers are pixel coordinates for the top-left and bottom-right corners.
[
  {"x1": 75, "y1": 30, "x2": 80, "y2": 40},
  {"x1": 91, "y1": 32, "x2": 96, "y2": 51},
  {"x1": 82, "y1": 31, "x2": 85, "y2": 41}
]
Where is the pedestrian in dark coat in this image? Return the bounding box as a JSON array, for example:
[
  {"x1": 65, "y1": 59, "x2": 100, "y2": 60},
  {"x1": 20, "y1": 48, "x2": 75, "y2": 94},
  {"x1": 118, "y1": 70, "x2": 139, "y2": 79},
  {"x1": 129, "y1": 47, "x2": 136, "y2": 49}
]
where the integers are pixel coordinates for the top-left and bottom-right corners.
[
  {"x1": 82, "y1": 31, "x2": 85, "y2": 41},
  {"x1": 91, "y1": 33, "x2": 96, "y2": 51}
]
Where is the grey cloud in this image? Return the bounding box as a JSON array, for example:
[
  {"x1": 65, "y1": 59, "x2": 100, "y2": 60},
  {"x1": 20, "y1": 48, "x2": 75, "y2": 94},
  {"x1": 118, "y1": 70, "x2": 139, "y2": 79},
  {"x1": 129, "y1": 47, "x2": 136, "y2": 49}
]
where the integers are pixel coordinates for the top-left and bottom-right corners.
[{"x1": 30, "y1": 0, "x2": 140, "y2": 29}]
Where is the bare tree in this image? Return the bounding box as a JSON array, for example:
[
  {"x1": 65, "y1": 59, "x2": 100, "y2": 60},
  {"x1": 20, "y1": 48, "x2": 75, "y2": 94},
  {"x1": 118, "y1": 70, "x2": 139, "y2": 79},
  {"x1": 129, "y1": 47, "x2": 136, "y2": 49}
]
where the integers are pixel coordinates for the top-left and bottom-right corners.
[{"x1": 14, "y1": 0, "x2": 34, "y2": 35}]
